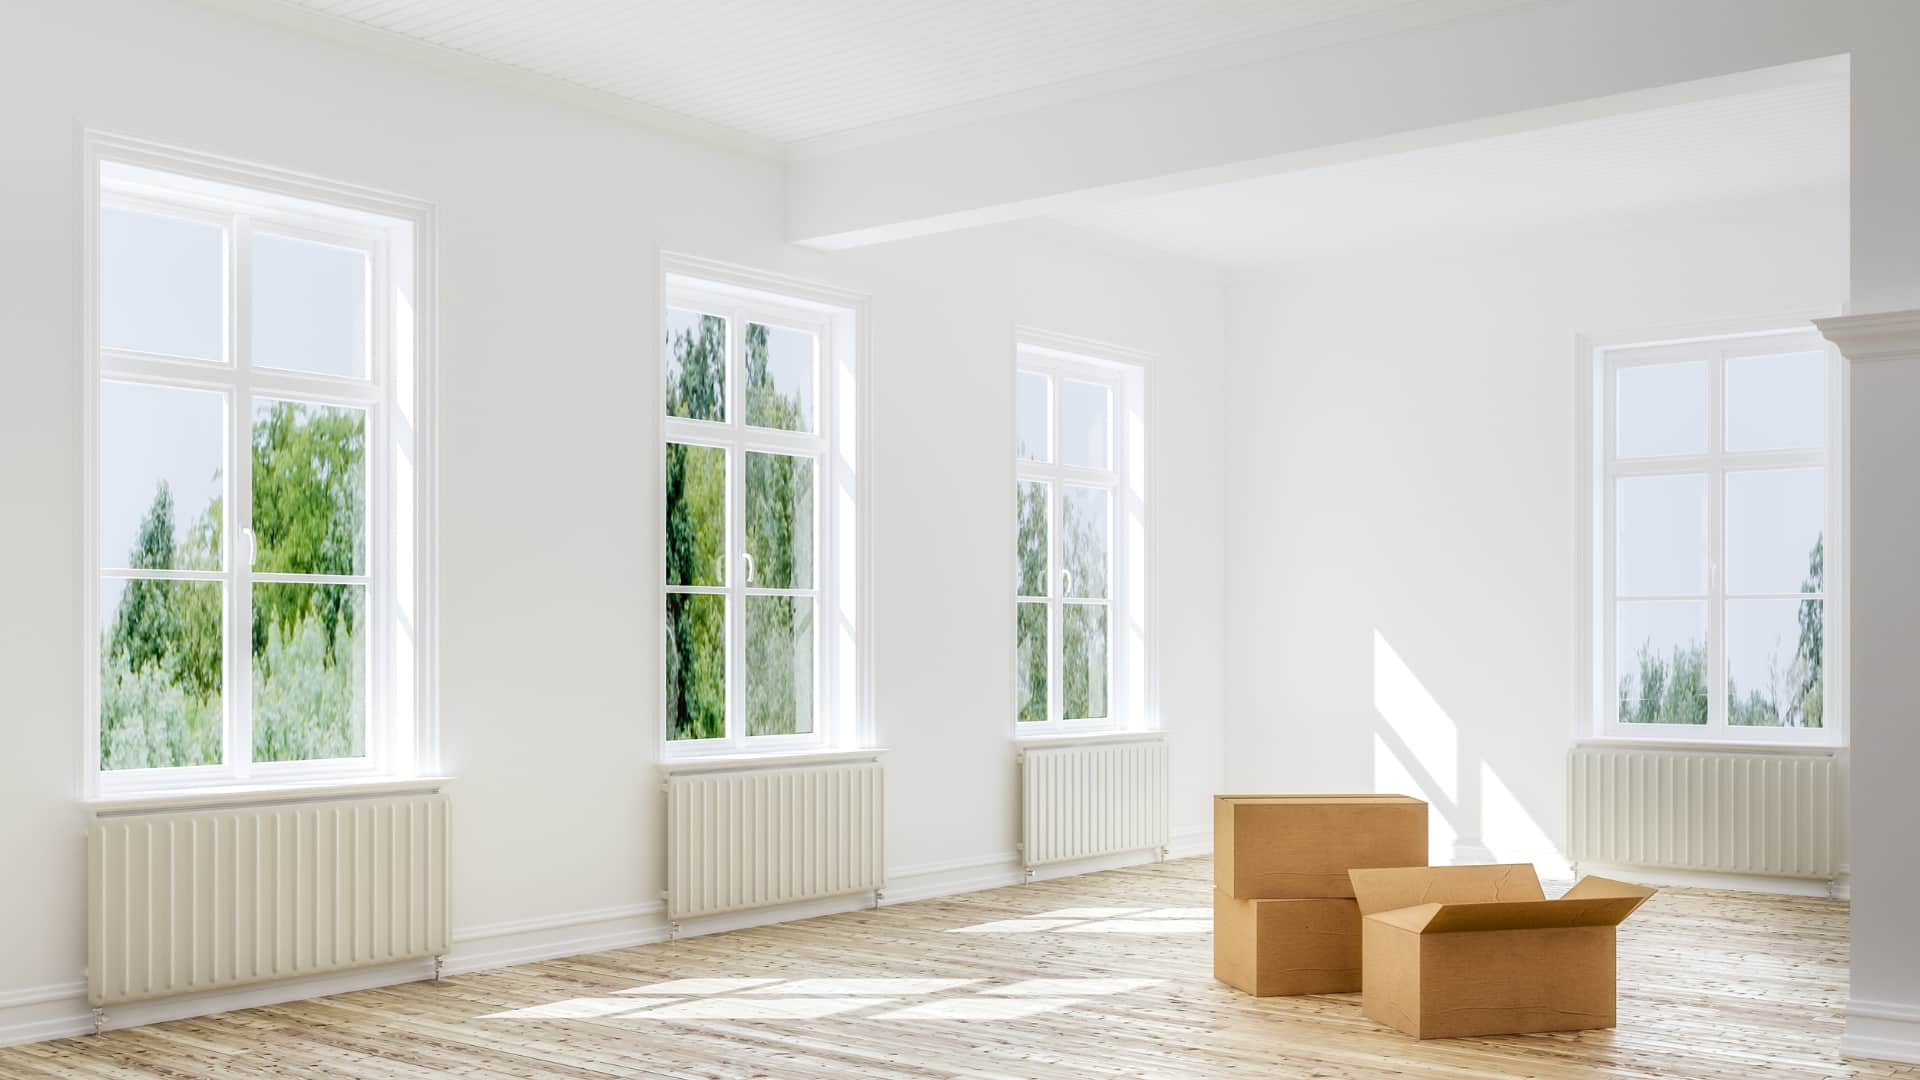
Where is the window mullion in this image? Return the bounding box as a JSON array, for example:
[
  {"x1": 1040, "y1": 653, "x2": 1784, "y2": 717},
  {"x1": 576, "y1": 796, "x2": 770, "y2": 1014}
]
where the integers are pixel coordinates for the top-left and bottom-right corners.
[
  {"x1": 728, "y1": 312, "x2": 746, "y2": 751},
  {"x1": 1048, "y1": 474, "x2": 1062, "y2": 724},
  {"x1": 230, "y1": 213, "x2": 255, "y2": 779},
  {"x1": 1720, "y1": 351, "x2": 1735, "y2": 730}
]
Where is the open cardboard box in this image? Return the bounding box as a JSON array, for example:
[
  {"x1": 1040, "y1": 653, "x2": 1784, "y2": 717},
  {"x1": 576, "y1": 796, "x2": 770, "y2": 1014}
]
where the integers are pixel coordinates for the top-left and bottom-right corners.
[
  {"x1": 1215, "y1": 794, "x2": 1427, "y2": 899},
  {"x1": 1348, "y1": 864, "x2": 1656, "y2": 1039}
]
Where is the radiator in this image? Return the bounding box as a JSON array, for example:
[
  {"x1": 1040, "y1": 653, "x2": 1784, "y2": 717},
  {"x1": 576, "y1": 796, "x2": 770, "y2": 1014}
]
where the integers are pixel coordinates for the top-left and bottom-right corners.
[
  {"x1": 87, "y1": 790, "x2": 451, "y2": 1009},
  {"x1": 1019, "y1": 736, "x2": 1169, "y2": 870},
  {"x1": 1566, "y1": 746, "x2": 1843, "y2": 881},
  {"x1": 664, "y1": 760, "x2": 885, "y2": 922}
]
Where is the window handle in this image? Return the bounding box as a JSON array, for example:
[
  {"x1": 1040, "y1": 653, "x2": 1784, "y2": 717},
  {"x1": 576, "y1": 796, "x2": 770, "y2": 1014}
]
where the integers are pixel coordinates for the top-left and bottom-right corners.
[
  {"x1": 1061, "y1": 568, "x2": 1073, "y2": 595},
  {"x1": 715, "y1": 553, "x2": 726, "y2": 583},
  {"x1": 244, "y1": 528, "x2": 257, "y2": 569},
  {"x1": 744, "y1": 553, "x2": 756, "y2": 586}
]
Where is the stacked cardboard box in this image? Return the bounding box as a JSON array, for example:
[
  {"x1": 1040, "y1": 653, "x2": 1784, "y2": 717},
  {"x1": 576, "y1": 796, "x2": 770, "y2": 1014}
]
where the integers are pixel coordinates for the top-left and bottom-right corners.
[{"x1": 1212, "y1": 795, "x2": 1427, "y2": 997}]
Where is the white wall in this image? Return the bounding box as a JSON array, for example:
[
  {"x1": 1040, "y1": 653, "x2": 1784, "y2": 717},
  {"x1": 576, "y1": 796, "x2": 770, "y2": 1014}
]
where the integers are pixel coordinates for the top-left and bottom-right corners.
[
  {"x1": 1221, "y1": 190, "x2": 1849, "y2": 868},
  {"x1": 0, "y1": 0, "x2": 1227, "y2": 1033}
]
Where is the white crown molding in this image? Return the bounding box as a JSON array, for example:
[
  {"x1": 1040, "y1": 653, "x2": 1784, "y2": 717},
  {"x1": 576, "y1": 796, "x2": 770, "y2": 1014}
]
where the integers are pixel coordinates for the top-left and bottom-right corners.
[
  {"x1": 1814, "y1": 309, "x2": 1920, "y2": 364},
  {"x1": 783, "y1": 0, "x2": 1542, "y2": 160},
  {"x1": 184, "y1": 0, "x2": 780, "y2": 161}
]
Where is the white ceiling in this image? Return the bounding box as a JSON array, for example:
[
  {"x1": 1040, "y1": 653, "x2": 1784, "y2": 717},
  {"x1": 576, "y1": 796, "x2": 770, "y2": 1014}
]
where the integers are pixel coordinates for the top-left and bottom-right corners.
[
  {"x1": 1057, "y1": 73, "x2": 1849, "y2": 270},
  {"x1": 239, "y1": 0, "x2": 1492, "y2": 147}
]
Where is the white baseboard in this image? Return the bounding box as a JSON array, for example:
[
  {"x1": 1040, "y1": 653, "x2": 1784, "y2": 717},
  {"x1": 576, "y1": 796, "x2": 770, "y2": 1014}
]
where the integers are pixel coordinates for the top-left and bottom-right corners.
[
  {"x1": 1571, "y1": 861, "x2": 1849, "y2": 899},
  {"x1": 0, "y1": 960, "x2": 435, "y2": 1049},
  {"x1": 446, "y1": 902, "x2": 669, "y2": 975},
  {"x1": 1169, "y1": 824, "x2": 1212, "y2": 860},
  {"x1": 1844, "y1": 998, "x2": 1920, "y2": 1065},
  {"x1": 0, "y1": 982, "x2": 92, "y2": 1048},
  {"x1": 0, "y1": 837, "x2": 1211, "y2": 1049}
]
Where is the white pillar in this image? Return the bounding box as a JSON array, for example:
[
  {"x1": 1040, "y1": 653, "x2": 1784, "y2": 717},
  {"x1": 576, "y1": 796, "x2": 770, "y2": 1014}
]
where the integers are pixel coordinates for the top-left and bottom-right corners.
[{"x1": 1812, "y1": 5, "x2": 1920, "y2": 1063}]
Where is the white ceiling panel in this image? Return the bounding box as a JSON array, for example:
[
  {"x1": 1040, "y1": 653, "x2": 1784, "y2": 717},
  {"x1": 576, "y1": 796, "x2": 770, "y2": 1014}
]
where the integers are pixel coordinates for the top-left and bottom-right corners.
[
  {"x1": 1056, "y1": 73, "x2": 1849, "y2": 269},
  {"x1": 238, "y1": 0, "x2": 1465, "y2": 145}
]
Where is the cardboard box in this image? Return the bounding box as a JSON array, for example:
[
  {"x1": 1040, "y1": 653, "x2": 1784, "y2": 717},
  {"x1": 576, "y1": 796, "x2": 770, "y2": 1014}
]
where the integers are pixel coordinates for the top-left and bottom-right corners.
[
  {"x1": 1214, "y1": 794, "x2": 1428, "y2": 899},
  {"x1": 1348, "y1": 864, "x2": 1657, "y2": 1039},
  {"x1": 1213, "y1": 891, "x2": 1360, "y2": 996}
]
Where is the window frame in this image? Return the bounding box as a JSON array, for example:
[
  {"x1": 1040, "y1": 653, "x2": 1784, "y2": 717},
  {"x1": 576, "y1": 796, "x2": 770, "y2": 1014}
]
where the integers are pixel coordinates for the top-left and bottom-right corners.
[
  {"x1": 1577, "y1": 318, "x2": 1846, "y2": 748},
  {"x1": 1012, "y1": 334, "x2": 1152, "y2": 737},
  {"x1": 659, "y1": 263, "x2": 868, "y2": 760},
  {"x1": 83, "y1": 133, "x2": 438, "y2": 798}
]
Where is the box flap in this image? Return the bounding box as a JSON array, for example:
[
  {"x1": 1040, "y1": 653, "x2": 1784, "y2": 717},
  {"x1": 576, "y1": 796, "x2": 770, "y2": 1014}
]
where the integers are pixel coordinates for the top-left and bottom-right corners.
[
  {"x1": 1348, "y1": 864, "x2": 1544, "y2": 916},
  {"x1": 1367, "y1": 902, "x2": 1444, "y2": 933},
  {"x1": 1418, "y1": 895, "x2": 1649, "y2": 933},
  {"x1": 1560, "y1": 876, "x2": 1659, "y2": 905}
]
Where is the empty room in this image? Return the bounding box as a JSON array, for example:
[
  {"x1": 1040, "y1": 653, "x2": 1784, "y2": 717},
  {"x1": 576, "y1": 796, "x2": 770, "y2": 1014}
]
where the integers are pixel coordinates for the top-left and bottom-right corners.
[{"x1": 3, "y1": 0, "x2": 1919, "y2": 1076}]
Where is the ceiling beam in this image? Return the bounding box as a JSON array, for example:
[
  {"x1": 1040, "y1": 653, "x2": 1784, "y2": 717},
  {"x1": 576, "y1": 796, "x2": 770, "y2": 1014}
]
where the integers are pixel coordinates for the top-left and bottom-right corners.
[{"x1": 785, "y1": 0, "x2": 1866, "y2": 250}]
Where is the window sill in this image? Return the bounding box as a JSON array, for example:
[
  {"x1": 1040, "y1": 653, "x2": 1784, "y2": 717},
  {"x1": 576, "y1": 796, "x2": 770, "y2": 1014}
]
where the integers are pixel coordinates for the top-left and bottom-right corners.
[
  {"x1": 85, "y1": 775, "x2": 454, "y2": 816},
  {"x1": 1013, "y1": 729, "x2": 1164, "y2": 750},
  {"x1": 1574, "y1": 737, "x2": 1844, "y2": 755},
  {"x1": 657, "y1": 747, "x2": 887, "y2": 776}
]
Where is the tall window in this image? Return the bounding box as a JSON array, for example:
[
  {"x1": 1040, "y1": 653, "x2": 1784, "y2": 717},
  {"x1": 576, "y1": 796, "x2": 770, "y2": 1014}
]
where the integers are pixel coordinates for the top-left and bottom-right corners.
[
  {"x1": 88, "y1": 138, "x2": 432, "y2": 795},
  {"x1": 1014, "y1": 340, "x2": 1148, "y2": 733},
  {"x1": 1589, "y1": 326, "x2": 1841, "y2": 745},
  {"x1": 661, "y1": 272, "x2": 862, "y2": 756}
]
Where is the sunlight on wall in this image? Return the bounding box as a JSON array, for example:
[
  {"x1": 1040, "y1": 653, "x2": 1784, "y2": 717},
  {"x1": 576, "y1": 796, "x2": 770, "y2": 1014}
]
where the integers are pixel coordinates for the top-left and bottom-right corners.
[
  {"x1": 1372, "y1": 631, "x2": 1458, "y2": 803},
  {"x1": 1480, "y1": 761, "x2": 1567, "y2": 874},
  {"x1": 1373, "y1": 731, "x2": 1457, "y2": 856}
]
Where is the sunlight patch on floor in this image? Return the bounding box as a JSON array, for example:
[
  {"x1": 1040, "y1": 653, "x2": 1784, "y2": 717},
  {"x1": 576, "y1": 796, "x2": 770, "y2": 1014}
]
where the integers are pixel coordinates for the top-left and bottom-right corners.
[
  {"x1": 482, "y1": 975, "x2": 1167, "y2": 1023},
  {"x1": 949, "y1": 907, "x2": 1210, "y2": 935}
]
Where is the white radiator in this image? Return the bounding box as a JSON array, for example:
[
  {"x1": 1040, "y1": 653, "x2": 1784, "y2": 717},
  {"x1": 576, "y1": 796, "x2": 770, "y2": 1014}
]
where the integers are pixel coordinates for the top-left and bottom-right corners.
[
  {"x1": 87, "y1": 789, "x2": 451, "y2": 1009},
  {"x1": 664, "y1": 760, "x2": 885, "y2": 922},
  {"x1": 1020, "y1": 735, "x2": 1169, "y2": 870},
  {"x1": 1567, "y1": 746, "x2": 1844, "y2": 881}
]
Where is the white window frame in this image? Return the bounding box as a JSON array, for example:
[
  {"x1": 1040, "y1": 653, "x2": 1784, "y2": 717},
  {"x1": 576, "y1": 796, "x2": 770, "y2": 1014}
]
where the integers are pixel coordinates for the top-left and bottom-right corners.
[
  {"x1": 659, "y1": 259, "x2": 869, "y2": 760},
  {"x1": 83, "y1": 133, "x2": 438, "y2": 798},
  {"x1": 1576, "y1": 317, "x2": 1845, "y2": 748},
  {"x1": 1013, "y1": 332, "x2": 1153, "y2": 737}
]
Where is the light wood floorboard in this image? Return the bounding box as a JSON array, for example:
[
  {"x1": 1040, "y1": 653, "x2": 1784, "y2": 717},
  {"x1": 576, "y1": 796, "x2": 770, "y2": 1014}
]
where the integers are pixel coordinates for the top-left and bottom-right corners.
[{"x1": 5, "y1": 857, "x2": 1916, "y2": 1079}]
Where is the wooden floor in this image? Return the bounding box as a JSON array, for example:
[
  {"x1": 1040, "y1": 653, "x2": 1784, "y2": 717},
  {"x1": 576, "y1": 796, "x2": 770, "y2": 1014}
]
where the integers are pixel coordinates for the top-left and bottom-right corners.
[{"x1": 6, "y1": 857, "x2": 1917, "y2": 1079}]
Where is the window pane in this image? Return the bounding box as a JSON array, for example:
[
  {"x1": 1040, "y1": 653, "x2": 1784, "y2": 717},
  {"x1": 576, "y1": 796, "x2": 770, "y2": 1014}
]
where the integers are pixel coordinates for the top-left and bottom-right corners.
[
  {"x1": 1615, "y1": 474, "x2": 1706, "y2": 596},
  {"x1": 251, "y1": 233, "x2": 369, "y2": 379},
  {"x1": 1016, "y1": 602, "x2": 1047, "y2": 723},
  {"x1": 1062, "y1": 603, "x2": 1109, "y2": 721},
  {"x1": 1727, "y1": 350, "x2": 1825, "y2": 452},
  {"x1": 666, "y1": 593, "x2": 726, "y2": 740},
  {"x1": 252, "y1": 582, "x2": 366, "y2": 762},
  {"x1": 1728, "y1": 598, "x2": 1824, "y2": 729},
  {"x1": 253, "y1": 400, "x2": 367, "y2": 576},
  {"x1": 1726, "y1": 468, "x2": 1824, "y2": 595},
  {"x1": 100, "y1": 382, "x2": 224, "y2": 571},
  {"x1": 1060, "y1": 380, "x2": 1110, "y2": 469},
  {"x1": 665, "y1": 308, "x2": 726, "y2": 422},
  {"x1": 747, "y1": 596, "x2": 813, "y2": 736},
  {"x1": 746, "y1": 452, "x2": 814, "y2": 590},
  {"x1": 1061, "y1": 485, "x2": 1109, "y2": 599},
  {"x1": 666, "y1": 443, "x2": 726, "y2": 587},
  {"x1": 1616, "y1": 361, "x2": 1706, "y2": 458},
  {"x1": 100, "y1": 207, "x2": 225, "y2": 362},
  {"x1": 1016, "y1": 481, "x2": 1048, "y2": 597},
  {"x1": 98, "y1": 578, "x2": 224, "y2": 770},
  {"x1": 746, "y1": 323, "x2": 816, "y2": 433},
  {"x1": 1615, "y1": 600, "x2": 1707, "y2": 725},
  {"x1": 1016, "y1": 371, "x2": 1050, "y2": 463}
]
